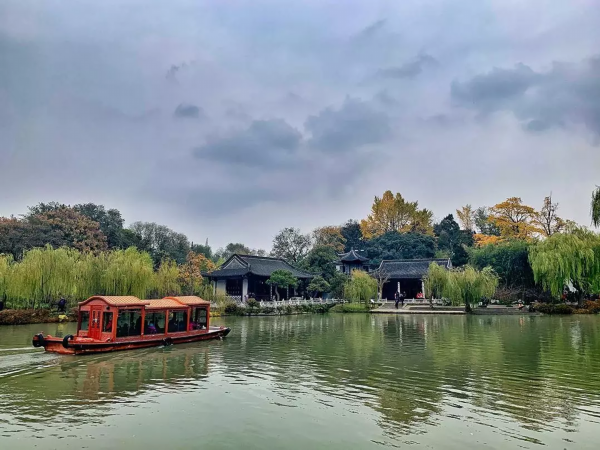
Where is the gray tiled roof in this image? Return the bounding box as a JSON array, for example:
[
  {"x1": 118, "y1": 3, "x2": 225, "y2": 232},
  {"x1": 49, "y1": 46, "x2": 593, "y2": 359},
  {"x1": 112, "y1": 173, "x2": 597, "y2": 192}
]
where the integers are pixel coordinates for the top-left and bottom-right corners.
[
  {"x1": 338, "y1": 248, "x2": 369, "y2": 263},
  {"x1": 375, "y1": 258, "x2": 451, "y2": 279},
  {"x1": 205, "y1": 254, "x2": 315, "y2": 279}
]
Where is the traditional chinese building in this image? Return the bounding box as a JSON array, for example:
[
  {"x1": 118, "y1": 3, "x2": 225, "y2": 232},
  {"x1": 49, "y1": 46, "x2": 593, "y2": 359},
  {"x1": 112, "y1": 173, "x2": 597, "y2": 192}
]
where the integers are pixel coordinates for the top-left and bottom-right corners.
[
  {"x1": 203, "y1": 254, "x2": 315, "y2": 301},
  {"x1": 335, "y1": 249, "x2": 370, "y2": 274},
  {"x1": 374, "y1": 258, "x2": 452, "y2": 300}
]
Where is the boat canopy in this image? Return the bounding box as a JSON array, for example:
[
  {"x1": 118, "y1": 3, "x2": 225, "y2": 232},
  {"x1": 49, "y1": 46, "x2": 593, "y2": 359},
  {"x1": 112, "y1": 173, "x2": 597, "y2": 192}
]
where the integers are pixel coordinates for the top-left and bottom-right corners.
[{"x1": 79, "y1": 296, "x2": 151, "y2": 307}]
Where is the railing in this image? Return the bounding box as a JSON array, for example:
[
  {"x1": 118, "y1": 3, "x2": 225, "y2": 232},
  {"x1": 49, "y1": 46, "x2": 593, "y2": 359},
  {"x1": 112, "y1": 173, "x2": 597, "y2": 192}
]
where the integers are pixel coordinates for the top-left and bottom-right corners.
[
  {"x1": 382, "y1": 298, "x2": 445, "y2": 305},
  {"x1": 210, "y1": 298, "x2": 345, "y2": 308}
]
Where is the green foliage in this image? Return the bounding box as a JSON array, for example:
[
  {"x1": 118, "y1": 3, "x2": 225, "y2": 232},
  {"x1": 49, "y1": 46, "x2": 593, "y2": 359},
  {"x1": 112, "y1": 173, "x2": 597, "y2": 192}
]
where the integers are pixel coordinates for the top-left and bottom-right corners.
[
  {"x1": 271, "y1": 227, "x2": 311, "y2": 264},
  {"x1": 534, "y1": 303, "x2": 573, "y2": 314},
  {"x1": 330, "y1": 303, "x2": 369, "y2": 313},
  {"x1": 266, "y1": 269, "x2": 299, "y2": 300},
  {"x1": 528, "y1": 229, "x2": 600, "y2": 299},
  {"x1": 300, "y1": 245, "x2": 338, "y2": 281},
  {"x1": 154, "y1": 259, "x2": 182, "y2": 297},
  {"x1": 592, "y1": 187, "x2": 600, "y2": 228},
  {"x1": 344, "y1": 270, "x2": 377, "y2": 304},
  {"x1": 129, "y1": 221, "x2": 191, "y2": 266},
  {"x1": 474, "y1": 207, "x2": 501, "y2": 236},
  {"x1": 307, "y1": 275, "x2": 331, "y2": 297},
  {"x1": 469, "y1": 240, "x2": 535, "y2": 288},
  {"x1": 423, "y1": 263, "x2": 499, "y2": 311},
  {"x1": 365, "y1": 231, "x2": 436, "y2": 266},
  {"x1": 73, "y1": 203, "x2": 125, "y2": 249},
  {"x1": 328, "y1": 272, "x2": 348, "y2": 298},
  {"x1": 340, "y1": 220, "x2": 364, "y2": 252},
  {"x1": 247, "y1": 298, "x2": 260, "y2": 309},
  {"x1": 434, "y1": 214, "x2": 473, "y2": 266}
]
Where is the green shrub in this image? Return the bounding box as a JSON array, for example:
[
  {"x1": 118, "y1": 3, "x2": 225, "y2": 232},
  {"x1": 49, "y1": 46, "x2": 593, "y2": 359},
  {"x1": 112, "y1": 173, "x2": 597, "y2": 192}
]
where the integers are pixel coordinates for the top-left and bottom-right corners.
[
  {"x1": 533, "y1": 302, "x2": 573, "y2": 314},
  {"x1": 224, "y1": 301, "x2": 244, "y2": 315},
  {"x1": 246, "y1": 298, "x2": 260, "y2": 309},
  {"x1": 260, "y1": 306, "x2": 275, "y2": 315},
  {"x1": 330, "y1": 303, "x2": 369, "y2": 313}
]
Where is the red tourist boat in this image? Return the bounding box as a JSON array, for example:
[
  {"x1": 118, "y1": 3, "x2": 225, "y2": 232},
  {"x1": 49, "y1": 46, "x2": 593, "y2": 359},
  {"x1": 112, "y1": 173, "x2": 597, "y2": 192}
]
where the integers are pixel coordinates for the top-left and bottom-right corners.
[{"x1": 32, "y1": 295, "x2": 230, "y2": 355}]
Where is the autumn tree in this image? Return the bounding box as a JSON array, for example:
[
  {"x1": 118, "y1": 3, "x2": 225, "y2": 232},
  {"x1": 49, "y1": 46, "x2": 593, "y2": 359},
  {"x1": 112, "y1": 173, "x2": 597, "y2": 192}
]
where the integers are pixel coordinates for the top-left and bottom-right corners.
[
  {"x1": 360, "y1": 190, "x2": 433, "y2": 238},
  {"x1": 73, "y1": 203, "x2": 126, "y2": 249},
  {"x1": 178, "y1": 252, "x2": 216, "y2": 295},
  {"x1": 474, "y1": 207, "x2": 501, "y2": 236},
  {"x1": 0, "y1": 217, "x2": 65, "y2": 259},
  {"x1": 129, "y1": 221, "x2": 190, "y2": 266},
  {"x1": 30, "y1": 207, "x2": 108, "y2": 253},
  {"x1": 456, "y1": 204, "x2": 475, "y2": 232},
  {"x1": 532, "y1": 195, "x2": 565, "y2": 237},
  {"x1": 488, "y1": 197, "x2": 538, "y2": 240},
  {"x1": 271, "y1": 227, "x2": 311, "y2": 264},
  {"x1": 312, "y1": 226, "x2": 346, "y2": 253}
]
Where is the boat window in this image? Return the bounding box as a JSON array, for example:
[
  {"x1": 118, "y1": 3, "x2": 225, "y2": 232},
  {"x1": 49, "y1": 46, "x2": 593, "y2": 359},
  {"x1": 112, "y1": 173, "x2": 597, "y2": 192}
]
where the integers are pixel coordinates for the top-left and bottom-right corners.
[
  {"x1": 144, "y1": 311, "x2": 166, "y2": 334},
  {"x1": 116, "y1": 309, "x2": 142, "y2": 337},
  {"x1": 167, "y1": 310, "x2": 188, "y2": 333},
  {"x1": 191, "y1": 308, "x2": 207, "y2": 330},
  {"x1": 102, "y1": 312, "x2": 113, "y2": 333},
  {"x1": 80, "y1": 311, "x2": 90, "y2": 331}
]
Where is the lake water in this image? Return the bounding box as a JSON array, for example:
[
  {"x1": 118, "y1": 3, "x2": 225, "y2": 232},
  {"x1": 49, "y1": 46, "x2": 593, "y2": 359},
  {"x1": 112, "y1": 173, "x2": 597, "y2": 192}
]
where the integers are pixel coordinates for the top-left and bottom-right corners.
[{"x1": 1, "y1": 314, "x2": 599, "y2": 449}]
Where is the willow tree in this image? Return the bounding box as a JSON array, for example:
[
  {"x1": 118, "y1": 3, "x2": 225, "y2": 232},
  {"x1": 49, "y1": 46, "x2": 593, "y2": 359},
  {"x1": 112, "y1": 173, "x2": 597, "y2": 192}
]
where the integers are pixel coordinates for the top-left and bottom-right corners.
[
  {"x1": 528, "y1": 229, "x2": 600, "y2": 302},
  {"x1": 424, "y1": 263, "x2": 498, "y2": 312},
  {"x1": 592, "y1": 187, "x2": 600, "y2": 228},
  {"x1": 0, "y1": 254, "x2": 13, "y2": 304},
  {"x1": 423, "y1": 262, "x2": 448, "y2": 300},
  {"x1": 446, "y1": 266, "x2": 499, "y2": 312},
  {"x1": 101, "y1": 247, "x2": 155, "y2": 298},
  {"x1": 155, "y1": 259, "x2": 181, "y2": 297},
  {"x1": 7, "y1": 245, "x2": 79, "y2": 308},
  {"x1": 344, "y1": 270, "x2": 377, "y2": 305}
]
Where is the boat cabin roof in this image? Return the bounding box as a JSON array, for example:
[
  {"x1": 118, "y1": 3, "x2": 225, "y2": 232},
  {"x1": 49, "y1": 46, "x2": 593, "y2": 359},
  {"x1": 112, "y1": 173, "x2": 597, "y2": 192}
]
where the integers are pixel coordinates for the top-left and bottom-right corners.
[
  {"x1": 79, "y1": 296, "x2": 151, "y2": 307},
  {"x1": 165, "y1": 296, "x2": 210, "y2": 306},
  {"x1": 145, "y1": 299, "x2": 188, "y2": 310}
]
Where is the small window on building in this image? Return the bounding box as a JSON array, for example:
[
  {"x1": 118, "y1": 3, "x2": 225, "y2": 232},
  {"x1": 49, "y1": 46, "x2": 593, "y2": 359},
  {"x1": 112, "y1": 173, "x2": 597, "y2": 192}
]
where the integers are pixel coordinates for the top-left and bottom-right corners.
[
  {"x1": 145, "y1": 311, "x2": 166, "y2": 334},
  {"x1": 116, "y1": 309, "x2": 142, "y2": 337},
  {"x1": 80, "y1": 311, "x2": 90, "y2": 331},
  {"x1": 102, "y1": 312, "x2": 113, "y2": 333},
  {"x1": 167, "y1": 310, "x2": 188, "y2": 333},
  {"x1": 191, "y1": 308, "x2": 207, "y2": 330}
]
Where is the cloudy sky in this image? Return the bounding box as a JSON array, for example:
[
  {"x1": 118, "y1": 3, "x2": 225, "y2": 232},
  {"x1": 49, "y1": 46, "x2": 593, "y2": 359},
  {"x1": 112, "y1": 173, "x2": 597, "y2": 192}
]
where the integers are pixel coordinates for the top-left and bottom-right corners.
[{"x1": 1, "y1": 0, "x2": 599, "y2": 250}]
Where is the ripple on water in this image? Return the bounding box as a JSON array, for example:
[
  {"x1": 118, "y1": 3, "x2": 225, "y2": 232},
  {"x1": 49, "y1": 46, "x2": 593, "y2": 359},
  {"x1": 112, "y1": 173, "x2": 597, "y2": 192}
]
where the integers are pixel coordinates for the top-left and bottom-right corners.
[{"x1": 1, "y1": 315, "x2": 600, "y2": 449}]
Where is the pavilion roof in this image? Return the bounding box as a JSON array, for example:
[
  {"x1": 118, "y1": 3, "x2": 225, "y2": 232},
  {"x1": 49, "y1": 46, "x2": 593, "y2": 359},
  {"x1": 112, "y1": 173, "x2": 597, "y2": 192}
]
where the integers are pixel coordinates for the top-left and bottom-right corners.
[
  {"x1": 374, "y1": 258, "x2": 451, "y2": 279},
  {"x1": 204, "y1": 254, "x2": 315, "y2": 279},
  {"x1": 338, "y1": 248, "x2": 369, "y2": 263}
]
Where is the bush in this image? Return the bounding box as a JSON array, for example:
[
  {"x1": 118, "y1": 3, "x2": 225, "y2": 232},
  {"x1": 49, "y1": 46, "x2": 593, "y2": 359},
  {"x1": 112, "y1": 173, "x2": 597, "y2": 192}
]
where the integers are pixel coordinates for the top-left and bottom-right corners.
[
  {"x1": 260, "y1": 306, "x2": 275, "y2": 315},
  {"x1": 246, "y1": 298, "x2": 260, "y2": 309},
  {"x1": 330, "y1": 303, "x2": 369, "y2": 313},
  {"x1": 533, "y1": 302, "x2": 573, "y2": 314},
  {"x1": 223, "y1": 301, "x2": 245, "y2": 315}
]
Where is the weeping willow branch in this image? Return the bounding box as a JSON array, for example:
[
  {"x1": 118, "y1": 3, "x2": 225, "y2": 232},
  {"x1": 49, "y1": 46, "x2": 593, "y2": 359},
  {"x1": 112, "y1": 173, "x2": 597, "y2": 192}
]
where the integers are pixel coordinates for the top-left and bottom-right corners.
[{"x1": 592, "y1": 186, "x2": 600, "y2": 228}]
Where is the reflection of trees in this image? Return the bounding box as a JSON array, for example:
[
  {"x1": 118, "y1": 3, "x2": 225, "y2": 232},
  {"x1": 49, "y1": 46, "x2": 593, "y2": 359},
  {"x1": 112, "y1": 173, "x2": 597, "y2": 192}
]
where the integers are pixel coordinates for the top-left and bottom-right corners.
[
  {"x1": 1, "y1": 345, "x2": 210, "y2": 428},
  {"x1": 218, "y1": 314, "x2": 600, "y2": 440}
]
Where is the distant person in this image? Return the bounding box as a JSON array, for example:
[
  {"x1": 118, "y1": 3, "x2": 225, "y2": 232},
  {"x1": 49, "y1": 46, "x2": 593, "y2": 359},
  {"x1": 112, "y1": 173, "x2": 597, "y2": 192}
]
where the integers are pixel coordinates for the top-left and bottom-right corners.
[
  {"x1": 147, "y1": 322, "x2": 157, "y2": 334},
  {"x1": 57, "y1": 297, "x2": 67, "y2": 313},
  {"x1": 400, "y1": 292, "x2": 405, "y2": 307},
  {"x1": 394, "y1": 291, "x2": 400, "y2": 309}
]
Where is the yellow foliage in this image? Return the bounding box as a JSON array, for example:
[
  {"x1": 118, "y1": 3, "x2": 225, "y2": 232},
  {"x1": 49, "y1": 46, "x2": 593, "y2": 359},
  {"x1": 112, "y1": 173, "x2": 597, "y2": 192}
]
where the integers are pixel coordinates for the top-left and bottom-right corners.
[
  {"x1": 312, "y1": 226, "x2": 346, "y2": 252},
  {"x1": 489, "y1": 197, "x2": 539, "y2": 240},
  {"x1": 473, "y1": 234, "x2": 503, "y2": 247},
  {"x1": 178, "y1": 252, "x2": 216, "y2": 295},
  {"x1": 456, "y1": 204, "x2": 475, "y2": 231},
  {"x1": 360, "y1": 190, "x2": 433, "y2": 238}
]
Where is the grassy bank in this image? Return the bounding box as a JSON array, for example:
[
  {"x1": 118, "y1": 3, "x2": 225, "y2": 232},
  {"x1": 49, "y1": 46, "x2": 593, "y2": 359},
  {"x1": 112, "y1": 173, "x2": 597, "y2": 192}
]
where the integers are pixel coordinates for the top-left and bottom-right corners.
[
  {"x1": 0, "y1": 308, "x2": 77, "y2": 325},
  {"x1": 330, "y1": 303, "x2": 372, "y2": 313}
]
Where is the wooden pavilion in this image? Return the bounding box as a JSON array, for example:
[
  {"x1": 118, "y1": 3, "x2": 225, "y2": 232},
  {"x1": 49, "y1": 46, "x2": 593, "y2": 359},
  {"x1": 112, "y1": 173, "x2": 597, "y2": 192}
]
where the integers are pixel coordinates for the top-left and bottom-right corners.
[
  {"x1": 203, "y1": 254, "x2": 315, "y2": 301},
  {"x1": 374, "y1": 258, "x2": 452, "y2": 300},
  {"x1": 335, "y1": 248, "x2": 370, "y2": 274}
]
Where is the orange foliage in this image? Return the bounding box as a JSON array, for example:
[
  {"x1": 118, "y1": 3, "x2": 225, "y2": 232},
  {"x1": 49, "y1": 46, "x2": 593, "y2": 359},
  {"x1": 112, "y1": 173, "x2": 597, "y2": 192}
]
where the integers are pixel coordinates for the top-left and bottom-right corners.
[{"x1": 473, "y1": 234, "x2": 503, "y2": 247}]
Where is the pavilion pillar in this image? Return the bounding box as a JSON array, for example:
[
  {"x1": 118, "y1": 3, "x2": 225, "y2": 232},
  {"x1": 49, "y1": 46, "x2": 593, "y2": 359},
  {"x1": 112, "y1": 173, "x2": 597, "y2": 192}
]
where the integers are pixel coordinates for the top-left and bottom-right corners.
[
  {"x1": 421, "y1": 279, "x2": 426, "y2": 297},
  {"x1": 242, "y1": 277, "x2": 249, "y2": 301}
]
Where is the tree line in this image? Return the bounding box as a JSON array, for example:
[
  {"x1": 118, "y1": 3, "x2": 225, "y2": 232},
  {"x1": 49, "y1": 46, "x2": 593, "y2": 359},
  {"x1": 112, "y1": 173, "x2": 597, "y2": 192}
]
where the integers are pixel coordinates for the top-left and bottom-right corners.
[{"x1": 1, "y1": 187, "x2": 599, "y2": 307}]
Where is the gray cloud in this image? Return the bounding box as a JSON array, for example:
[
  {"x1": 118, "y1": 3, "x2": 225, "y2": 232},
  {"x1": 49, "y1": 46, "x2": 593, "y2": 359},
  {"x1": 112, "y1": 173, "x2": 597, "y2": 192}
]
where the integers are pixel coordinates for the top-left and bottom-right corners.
[
  {"x1": 174, "y1": 103, "x2": 204, "y2": 119},
  {"x1": 378, "y1": 54, "x2": 439, "y2": 79},
  {"x1": 1, "y1": 0, "x2": 599, "y2": 250},
  {"x1": 193, "y1": 119, "x2": 303, "y2": 167},
  {"x1": 451, "y1": 57, "x2": 600, "y2": 136},
  {"x1": 305, "y1": 98, "x2": 391, "y2": 151}
]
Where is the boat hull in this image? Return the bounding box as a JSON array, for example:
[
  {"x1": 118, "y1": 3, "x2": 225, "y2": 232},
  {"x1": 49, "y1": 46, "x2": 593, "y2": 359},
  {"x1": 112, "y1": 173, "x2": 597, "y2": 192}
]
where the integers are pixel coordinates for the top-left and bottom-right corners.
[{"x1": 33, "y1": 327, "x2": 231, "y2": 355}]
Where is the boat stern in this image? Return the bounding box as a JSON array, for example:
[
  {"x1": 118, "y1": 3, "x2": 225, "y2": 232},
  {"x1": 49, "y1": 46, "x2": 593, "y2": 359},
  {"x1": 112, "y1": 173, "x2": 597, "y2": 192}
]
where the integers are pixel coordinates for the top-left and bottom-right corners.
[{"x1": 32, "y1": 333, "x2": 76, "y2": 355}]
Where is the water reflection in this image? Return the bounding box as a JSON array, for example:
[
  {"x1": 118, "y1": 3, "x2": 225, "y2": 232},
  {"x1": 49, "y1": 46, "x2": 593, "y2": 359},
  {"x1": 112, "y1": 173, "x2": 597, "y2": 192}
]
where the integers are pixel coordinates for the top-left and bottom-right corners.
[{"x1": 1, "y1": 315, "x2": 600, "y2": 448}]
